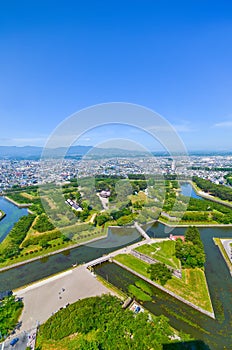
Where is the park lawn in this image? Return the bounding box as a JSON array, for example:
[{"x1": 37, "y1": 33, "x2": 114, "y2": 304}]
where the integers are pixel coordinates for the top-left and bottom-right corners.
[
  {"x1": 37, "y1": 331, "x2": 98, "y2": 350},
  {"x1": 20, "y1": 192, "x2": 37, "y2": 200},
  {"x1": 165, "y1": 269, "x2": 213, "y2": 313},
  {"x1": 129, "y1": 191, "x2": 147, "y2": 205},
  {"x1": 114, "y1": 254, "x2": 213, "y2": 313},
  {"x1": 135, "y1": 240, "x2": 180, "y2": 269},
  {"x1": 114, "y1": 254, "x2": 150, "y2": 278},
  {"x1": 41, "y1": 195, "x2": 58, "y2": 210}
]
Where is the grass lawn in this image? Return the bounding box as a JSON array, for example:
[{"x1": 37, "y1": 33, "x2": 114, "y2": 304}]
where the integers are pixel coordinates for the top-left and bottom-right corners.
[
  {"x1": 36, "y1": 331, "x2": 98, "y2": 350},
  {"x1": 114, "y1": 253, "x2": 213, "y2": 313},
  {"x1": 114, "y1": 254, "x2": 150, "y2": 278},
  {"x1": 165, "y1": 269, "x2": 213, "y2": 313},
  {"x1": 135, "y1": 240, "x2": 180, "y2": 269}
]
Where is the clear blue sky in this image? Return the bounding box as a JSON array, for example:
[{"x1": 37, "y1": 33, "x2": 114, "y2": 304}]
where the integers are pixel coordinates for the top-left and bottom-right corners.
[{"x1": 0, "y1": 0, "x2": 232, "y2": 151}]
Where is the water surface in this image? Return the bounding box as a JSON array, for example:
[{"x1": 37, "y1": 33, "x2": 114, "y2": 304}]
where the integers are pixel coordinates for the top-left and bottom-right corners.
[{"x1": 0, "y1": 197, "x2": 28, "y2": 242}]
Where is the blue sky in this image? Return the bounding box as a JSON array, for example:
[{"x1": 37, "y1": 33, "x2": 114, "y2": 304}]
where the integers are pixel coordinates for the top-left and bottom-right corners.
[{"x1": 0, "y1": 0, "x2": 232, "y2": 151}]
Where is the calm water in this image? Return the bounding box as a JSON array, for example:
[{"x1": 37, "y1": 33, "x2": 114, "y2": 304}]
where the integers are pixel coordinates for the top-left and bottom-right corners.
[
  {"x1": 0, "y1": 197, "x2": 28, "y2": 242},
  {"x1": 0, "y1": 227, "x2": 141, "y2": 291},
  {"x1": 180, "y1": 182, "x2": 202, "y2": 199},
  {"x1": 95, "y1": 222, "x2": 232, "y2": 350}
]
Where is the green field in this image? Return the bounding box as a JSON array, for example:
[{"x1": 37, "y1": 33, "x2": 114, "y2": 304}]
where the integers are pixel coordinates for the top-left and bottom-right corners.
[
  {"x1": 115, "y1": 253, "x2": 150, "y2": 278},
  {"x1": 114, "y1": 253, "x2": 213, "y2": 313},
  {"x1": 135, "y1": 240, "x2": 180, "y2": 269}
]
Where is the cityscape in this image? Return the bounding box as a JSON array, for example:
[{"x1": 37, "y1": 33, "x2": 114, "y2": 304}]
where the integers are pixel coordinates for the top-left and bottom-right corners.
[{"x1": 0, "y1": 154, "x2": 232, "y2": 189}]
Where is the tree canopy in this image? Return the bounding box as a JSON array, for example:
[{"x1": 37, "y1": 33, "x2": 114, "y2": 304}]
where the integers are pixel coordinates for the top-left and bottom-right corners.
[{"x1": 37, "y1": 295, "x2": 175, "y2": 350}]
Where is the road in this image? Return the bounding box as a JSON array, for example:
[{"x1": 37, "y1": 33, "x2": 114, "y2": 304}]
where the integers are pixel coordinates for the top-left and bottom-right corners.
[{"x1": 1, "y1": 331, "x2": 28, "y2": 350}]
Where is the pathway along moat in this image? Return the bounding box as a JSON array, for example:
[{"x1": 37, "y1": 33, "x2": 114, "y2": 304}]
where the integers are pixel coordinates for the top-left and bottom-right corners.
[{"x1": 95, "y1": 223, "x2": 232, "y2": 350}]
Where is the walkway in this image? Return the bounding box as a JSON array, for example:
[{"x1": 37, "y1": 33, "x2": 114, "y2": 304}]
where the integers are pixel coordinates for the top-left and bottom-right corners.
[
  {"x1": 134, "y1": 222, "x2": 151, "y2": 241},
  {"x1": 15, "y1": 266, "x2": 116, "y2": 331}
]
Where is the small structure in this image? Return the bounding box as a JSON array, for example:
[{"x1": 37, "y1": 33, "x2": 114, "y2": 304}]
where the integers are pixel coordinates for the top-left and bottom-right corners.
[
  {"x1": 99, "y1": 190, "x2": 111, "y2": 198},
  {"x1": 65, "y1": 198, "x2": 83, "y2": 211},
  {"x1": 129, "y1": 301, "x2": 144, "y2": 314},
  {"x1": 169, "y1": 234, "x2": 185, "y2": 242}
]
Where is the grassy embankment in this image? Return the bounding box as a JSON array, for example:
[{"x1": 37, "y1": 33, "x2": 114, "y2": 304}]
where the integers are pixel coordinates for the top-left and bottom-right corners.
[
  {"x1": 135, "y1": 240, "x2": 180, "y2": 269},
  {"x1": 0, "y1": 188, "x2": 105, "y2": 269},
  {"x1": 114, "y1": 253, "x2": 213, "y2": 313},
  {"x1": 0, "y1": 209, "x2": 6, "y2": 220}
]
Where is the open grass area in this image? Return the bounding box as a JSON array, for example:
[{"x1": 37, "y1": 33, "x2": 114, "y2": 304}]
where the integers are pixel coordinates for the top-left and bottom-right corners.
[
  {"x1": 165, "y1": 269, "x2": 213, "y2": 313},
  {"x1": 135, "y1": 240, "x2": 180, "y2": 269},
  {"x1": 114, "y1": 254, "x2": 150, "y2": 278},
  {"x1": 114, "y1": 253, "x2": 213, "y2": 313}
]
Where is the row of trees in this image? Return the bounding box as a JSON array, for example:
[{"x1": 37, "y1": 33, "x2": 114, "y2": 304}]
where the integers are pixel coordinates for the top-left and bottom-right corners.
[
  {"x1": 0, "y1": 214, "x2": 35, "y2": 261},
  {"x1": 175, "y1": 226, "x2": 206, "y2": 269},
  {"x1": 193, "y1": 176, "x2": 232, "y2": 202}
]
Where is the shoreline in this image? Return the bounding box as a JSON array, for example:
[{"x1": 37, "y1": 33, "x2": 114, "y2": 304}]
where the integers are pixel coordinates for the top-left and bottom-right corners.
[
  {"x1": 113, "y1": 259, "x2": 215, "y2": 319},
  {"x1": 0, "y1": 233, "x2": 107, "y2": 273},
  {"x1": 1, "y1": 217, "x2": 232, "y2": 273},
  {"x1": 190, "y1": 181, "x2": 232, "y2": 208},
  {"x1": 213, "y1": 237, "x2": 232, "y2": 276},
  {"x1": 4, "y1": 195, "x2": 32, "y2": 208},
  {"x1": 0, "y1": 210, "x2": 6, "y2": 221},
  {"x1": 158, "y1": 219, "x2": 232, "y2": 228}
]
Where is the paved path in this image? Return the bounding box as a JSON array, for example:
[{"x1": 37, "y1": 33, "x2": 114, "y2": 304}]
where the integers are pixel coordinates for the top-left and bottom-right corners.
[
  {"x1": 221, "y1": 239, "x2": 232, "y2": 262},
  {"x1": 15, "y1": 266, "x2": 115, "y2": 331}
]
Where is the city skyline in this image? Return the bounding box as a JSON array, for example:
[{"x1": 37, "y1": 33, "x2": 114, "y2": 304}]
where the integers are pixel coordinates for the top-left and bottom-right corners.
[{"x1": 1, "y1": 1, "x2": 232, "y2": 151}]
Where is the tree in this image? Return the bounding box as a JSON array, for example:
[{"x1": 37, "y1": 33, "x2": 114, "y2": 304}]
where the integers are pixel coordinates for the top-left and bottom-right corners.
[
  {"x1": 185, "y1": 226, "x2": 203, "y2": 248},
  {"x1": 148, "y1": 263, "x2": 172, "y2": 285},
  {"x1": 175, "y1": 226, "x2": 206, "y2": 268}
]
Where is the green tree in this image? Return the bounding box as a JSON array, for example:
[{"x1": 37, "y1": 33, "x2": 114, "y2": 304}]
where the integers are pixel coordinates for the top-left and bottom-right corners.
[{"x1": 148, "y1": 263, "x2": 172, "y2": 285}]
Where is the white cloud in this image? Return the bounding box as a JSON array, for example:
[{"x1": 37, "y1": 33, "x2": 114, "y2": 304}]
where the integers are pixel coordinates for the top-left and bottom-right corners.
[
  {"x1": 0, "y1": 137, "x2": 47, "y2": 146},
  {"x1": 213, "y1": 120, "x2": 232, "y2": 128}
]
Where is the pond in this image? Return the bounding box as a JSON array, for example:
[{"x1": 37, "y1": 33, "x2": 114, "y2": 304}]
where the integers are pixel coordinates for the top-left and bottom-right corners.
[{"x1": 0, "y1": 197, "x2": 28, "y2": 242}]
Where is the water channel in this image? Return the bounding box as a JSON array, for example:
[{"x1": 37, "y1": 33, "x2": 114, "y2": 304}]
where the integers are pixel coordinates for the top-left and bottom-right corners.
[
  {"x1": 180, "y1": 182, "x2": 202, "y2": 200},
  {"x1": 0, "y1": 197, "x2": 28, "y2": 242}
]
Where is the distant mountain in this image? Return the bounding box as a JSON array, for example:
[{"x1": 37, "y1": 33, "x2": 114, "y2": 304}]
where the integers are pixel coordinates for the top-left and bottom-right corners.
[
  {"x1": 0, "y1": 145, "x2": 92, "y2": 160},
  {"x1": 0, "y1": 145, "x2": 149, "y2": 160},
  {"x1": 0, "y1": 145, "x2": 231, "y2": 160}
]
